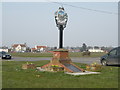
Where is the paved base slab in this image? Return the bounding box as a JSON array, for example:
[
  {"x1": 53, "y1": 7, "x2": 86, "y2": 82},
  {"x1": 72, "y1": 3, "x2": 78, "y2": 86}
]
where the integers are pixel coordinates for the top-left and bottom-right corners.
[
  {"x1": 65, "y1": 71, "x2": 100, "y2": 75},
  {"x1": 37, "y1": 67, "x2": 100, "y2": 75}
]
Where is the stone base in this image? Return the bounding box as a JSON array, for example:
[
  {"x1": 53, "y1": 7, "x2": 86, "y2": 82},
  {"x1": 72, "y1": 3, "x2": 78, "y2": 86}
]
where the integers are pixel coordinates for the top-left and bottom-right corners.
[{"x1": 41, "y1": 49, "x2": 85, "y2": 73}]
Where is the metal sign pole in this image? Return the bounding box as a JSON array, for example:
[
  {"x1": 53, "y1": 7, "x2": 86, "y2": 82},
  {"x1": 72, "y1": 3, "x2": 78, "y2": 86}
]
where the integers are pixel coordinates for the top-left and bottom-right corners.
[
  {"x1": 59, "y1": 25, "x2": 63, "y2": 48},
  {"x1": 55, "y1": 7, "x2": 68, "y2": 49}
]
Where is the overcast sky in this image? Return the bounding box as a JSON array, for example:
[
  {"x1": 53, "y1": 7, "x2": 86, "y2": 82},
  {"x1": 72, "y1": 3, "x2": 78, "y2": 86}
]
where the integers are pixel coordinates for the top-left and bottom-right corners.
[{"x1": 1, "y1": 1, "x2": 118, "y2": 48}]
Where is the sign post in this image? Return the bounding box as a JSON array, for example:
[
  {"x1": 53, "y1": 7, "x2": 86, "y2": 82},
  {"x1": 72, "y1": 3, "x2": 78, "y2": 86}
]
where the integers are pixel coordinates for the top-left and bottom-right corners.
[
  {"x1": 54, "y1": 7, "x2": 68, "y2": 48},
  {"x1": 41, "y1": 7, "x2": 85, "y2": 73}
]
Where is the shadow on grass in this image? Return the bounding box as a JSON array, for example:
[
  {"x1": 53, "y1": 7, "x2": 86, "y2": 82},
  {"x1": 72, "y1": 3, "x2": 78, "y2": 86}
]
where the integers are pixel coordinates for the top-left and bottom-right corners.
[{"x1": 107, "y1": 65, "x2": 120, "y2": 67}]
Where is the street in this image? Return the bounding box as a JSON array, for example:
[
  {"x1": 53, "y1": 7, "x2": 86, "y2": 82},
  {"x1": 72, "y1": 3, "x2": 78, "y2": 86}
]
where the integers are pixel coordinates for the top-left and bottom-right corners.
[{"x1": 7, "y1": 57, "x2": 101, "y2": 65}]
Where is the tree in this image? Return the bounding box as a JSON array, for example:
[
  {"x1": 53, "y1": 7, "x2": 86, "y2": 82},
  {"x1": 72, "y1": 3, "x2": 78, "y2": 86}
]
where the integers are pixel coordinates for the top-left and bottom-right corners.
[
  {"x1": 94, "y1": 46, "x2": 99, "y2": 49},
  {"x1": 81, "y1": 43, "x2": 87, "y2": 52}
]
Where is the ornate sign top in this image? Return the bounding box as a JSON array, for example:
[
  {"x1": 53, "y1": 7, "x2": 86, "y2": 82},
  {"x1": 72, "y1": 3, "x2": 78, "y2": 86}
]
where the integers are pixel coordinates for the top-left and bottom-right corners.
[{"x1": 55, "y1": 7, "x2": 68, "y2": 28}]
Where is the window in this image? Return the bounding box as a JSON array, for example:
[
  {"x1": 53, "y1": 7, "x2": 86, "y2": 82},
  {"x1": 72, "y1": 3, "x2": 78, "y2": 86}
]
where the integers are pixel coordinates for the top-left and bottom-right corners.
[
  {"x1": 117, "y1": 47, "x2": 120, "y2": 55},
  {"x1": 109, "y1": 49, "x2": 117, "y2": 56}
]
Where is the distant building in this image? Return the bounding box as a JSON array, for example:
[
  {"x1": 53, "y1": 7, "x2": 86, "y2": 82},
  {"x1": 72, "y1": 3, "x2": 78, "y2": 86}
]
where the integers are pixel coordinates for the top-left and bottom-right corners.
[
  {"x1": 11, "y1": 44, "x2": 27, "y2": 52},
  {"x1": 68, "y1": 49, "x2": 80, "y2": 52},
  {"x1": 31, "y1": 45, "x2": 47, "y2": 52},
  {"x1": 0, "y1": 46, "x2": 9, "y2": 52},
  {"x1": 88, "y1": 47, "x2": 104, "y2": 52},
  {"x1": 31, "y1": 48, "x2": 36, "y2": 52}
]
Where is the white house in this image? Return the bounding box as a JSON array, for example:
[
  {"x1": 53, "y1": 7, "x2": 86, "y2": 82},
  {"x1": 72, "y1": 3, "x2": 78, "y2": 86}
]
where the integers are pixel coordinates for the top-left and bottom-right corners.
[
  {"x1": 11, "y1": 44, "x2": 27, "y2": 52},
  {"x1": 31, "y1": 45, "x2": 47, "y2": 52},
  {"x1": 0, "y1": 47, "x2": 9, "y2": 52},
  {"x1": 88, "y1": 48, "x2": 104, "y2": 52}
]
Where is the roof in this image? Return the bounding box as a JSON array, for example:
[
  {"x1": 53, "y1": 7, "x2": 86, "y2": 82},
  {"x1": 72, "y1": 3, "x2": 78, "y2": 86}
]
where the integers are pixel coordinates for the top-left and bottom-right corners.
[
  {"x1": 12, "y1": 44, "x2": 26, "y2": 47},
  {"x1": 31, "y1": 48, "x2": 36, "y2": 50},
  {"x1": 36, "y1": 46, "x2": 47, "y2": 49}
]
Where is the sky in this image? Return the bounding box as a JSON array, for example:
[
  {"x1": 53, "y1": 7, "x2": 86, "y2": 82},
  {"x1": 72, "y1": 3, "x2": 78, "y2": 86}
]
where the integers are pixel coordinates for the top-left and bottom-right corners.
[{"x1": 1, "y1": 1, "x2": 118, "y2": 48}]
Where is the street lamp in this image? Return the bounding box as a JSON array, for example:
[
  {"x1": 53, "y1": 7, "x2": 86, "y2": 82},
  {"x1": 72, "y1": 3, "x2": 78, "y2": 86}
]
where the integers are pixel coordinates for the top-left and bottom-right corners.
[{"x1": 55, "y1": 7, "x2": 68, "y2": 48}]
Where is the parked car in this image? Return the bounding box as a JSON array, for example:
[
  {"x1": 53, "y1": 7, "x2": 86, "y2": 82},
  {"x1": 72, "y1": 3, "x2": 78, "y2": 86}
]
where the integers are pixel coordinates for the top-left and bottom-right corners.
[
  {"x1": 0, "y1": 51, "x2": 12, "y2": 59},
  {"x1": 100, "y1": 46, "x2": 120, "y2": 66}
]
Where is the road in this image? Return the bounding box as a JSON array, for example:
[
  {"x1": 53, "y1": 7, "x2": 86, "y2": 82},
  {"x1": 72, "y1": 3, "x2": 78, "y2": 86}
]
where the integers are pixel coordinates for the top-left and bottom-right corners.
[{"x1": 8, "y1": 57, "x2": 101, "y2": 65}]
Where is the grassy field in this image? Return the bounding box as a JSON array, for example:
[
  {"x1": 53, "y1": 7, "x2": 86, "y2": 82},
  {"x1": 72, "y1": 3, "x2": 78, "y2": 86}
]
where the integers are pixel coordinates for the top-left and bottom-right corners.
[
  {"x1": 10, "y1": 52, "x2": 106, "y2": 58},
  {"x1": 10, "y1": 52, "x2": 53, "y2": 57},
  {"x1": 2, "y1": 60, "x2": 119, "y2": 88}
]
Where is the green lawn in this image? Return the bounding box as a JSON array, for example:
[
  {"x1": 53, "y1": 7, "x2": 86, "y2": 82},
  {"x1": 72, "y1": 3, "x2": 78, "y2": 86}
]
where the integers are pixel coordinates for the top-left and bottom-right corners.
[
  {"x1": 2, "y1": 60, "x2": 119, "y2": 88},
  {"x1": 10, "y1": 52, "x2": 106, "y2": 58},
  {"x1": 10, "y1": 52, "x2": 53, "y2": 57}
]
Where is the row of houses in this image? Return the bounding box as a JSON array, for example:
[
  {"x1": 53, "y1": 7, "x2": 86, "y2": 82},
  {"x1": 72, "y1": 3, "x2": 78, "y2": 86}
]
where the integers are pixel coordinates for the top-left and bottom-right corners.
[
  {"x1": 0, "y1": 44, "x2": 107, "y2": 53},
  {"x1": 88, "y1": 48, "x2": 104, "y2": 52},
  {"x1": 68, "y1": 48, "x2": 104, "y2": 53},
  {"x1": 0, "y1": 44, "x2": 47, "y2": 53}
]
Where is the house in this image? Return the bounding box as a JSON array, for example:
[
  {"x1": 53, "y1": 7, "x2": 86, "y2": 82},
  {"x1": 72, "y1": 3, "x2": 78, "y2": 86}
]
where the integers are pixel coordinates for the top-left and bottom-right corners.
[
  {"x1": 31, "y1": 48, "x2": 36, "y2": 53},
  {"x1": 88, "y1": 47, "x2": 104, "y2": 52},
  {"x1": 31, "y1": 45, "x2": 47, "y2": 52},
  {"x1": 11, "y1": 44, "x2": 27, "y2": 52},
  {"x1": 0, "y1": 46, "x2": 9, "y2": 52}
]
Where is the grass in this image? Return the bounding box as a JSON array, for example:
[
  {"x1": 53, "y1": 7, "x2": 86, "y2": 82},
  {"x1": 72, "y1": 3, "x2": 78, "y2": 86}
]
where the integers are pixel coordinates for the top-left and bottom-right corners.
[
  {"x1": 2, "y1": 60, "x2": 119, "y2": 88},
  {"x1": 10, "y1": 52, "x2": 106, "y2": 58},
  {"x1": 10, "y1": 52, "x2": 53, "y2": 57},
  {"x1": 69, "y1": 52, "x2": 106, "y2": 57}
]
